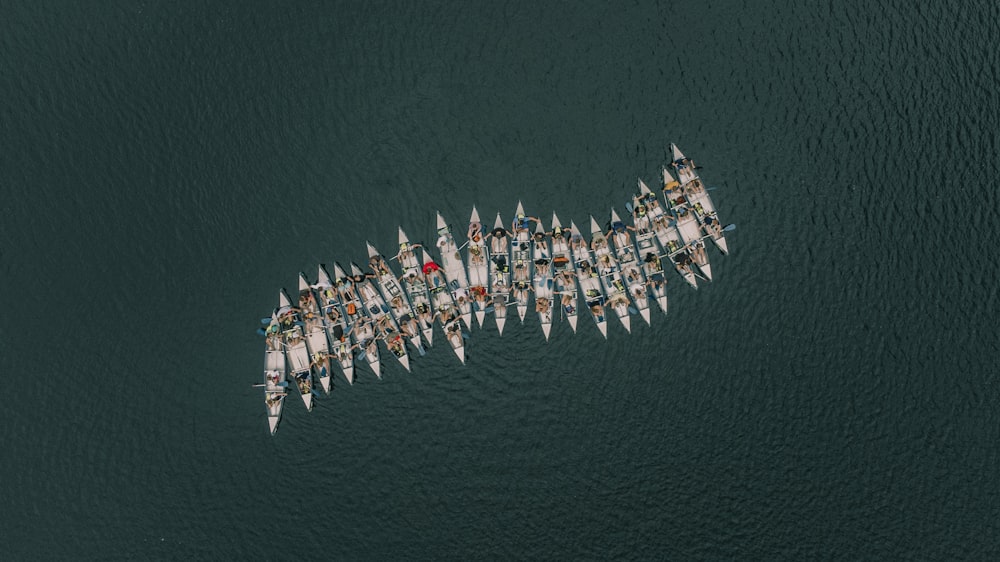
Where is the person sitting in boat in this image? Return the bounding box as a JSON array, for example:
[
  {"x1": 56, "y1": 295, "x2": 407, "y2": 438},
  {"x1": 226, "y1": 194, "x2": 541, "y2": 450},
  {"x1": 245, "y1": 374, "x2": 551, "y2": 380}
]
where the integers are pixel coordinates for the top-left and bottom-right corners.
[
  {"x1": 492, "y1": 275, "x2": 509, "y2": 294},
  {"x1": 688, "y1": 240, "x2": 707, "y2": 264},
  {"x1": 534, "y1": 258, "x2": 550, "y2": 277},
  {"x1": 369, "y1": 255, "x2": 390, "y2": 276},
  {"x1": 446, "y1": 322, "x2": 462, "y2": 349},
  {"x1": 397, "y1": 241, "x2": 421, "y2": 260},
  {"x1": 422, "y1": 261, "x2": 446, "y2": 288},
  {"x1": 532, "y1": 233, "x2": 550, "y2": 260},
  {"x1": 298, "y1": 289, "x2": 316, "y2": 311},
  {"x1": 468, "y1": 221, "x2": 483, "y2": 243},
  {"x1": 487, "y1": 226, "x2": 510, "y2": 252},
  {"x1": 561, "y1": 292, "x2": 575, "y2": 314},
  {"x1": 535, "y1": 296, "x2": 550, "y2": 314},
  {"x1": 492, "y1": 253, "x2": 508, "y2": 272},
  {"x1": 548, "y1": 224, "x2": 565, "y2": 242},
  {"x1": 389, "y1": 295, "x2": 406, "y2": 315},
  {"x1": 387, "y1": 335, "x2": 405, "y2": 357},
  {"x1": 633, "y1": 204, "x2": 651, "y2": 234},
  {"x1": 598, "y1": 256, "x2": 614, "y2": 276},
  {"x1": 606, "y1": 220, "x2": 634, "y2": 244},
  {"x1": 513, "y1": 261, "x2": 529, "y2": 282},
  {"x1": 413, "y1": 303, "x2": 432, "y2": 325},
  {"x1": 704, "y1": 214, "x2": 722, "y2": 237},
  {"x1": 471, "y1": 285, "x2": 488, "y2": 307},
  {"x1": 453, "y1": 287, "x2": 469, "y2": 307},
  {"x1": 511, "y1": 213, "x2": 539, "y2": 237}
]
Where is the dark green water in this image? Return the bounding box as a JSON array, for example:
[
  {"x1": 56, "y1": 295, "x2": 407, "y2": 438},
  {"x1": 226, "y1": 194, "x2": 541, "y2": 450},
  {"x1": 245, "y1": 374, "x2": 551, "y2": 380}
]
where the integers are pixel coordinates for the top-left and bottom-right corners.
[{"x1": 3, "y1": 1, "x2": 999, "y2": 559}]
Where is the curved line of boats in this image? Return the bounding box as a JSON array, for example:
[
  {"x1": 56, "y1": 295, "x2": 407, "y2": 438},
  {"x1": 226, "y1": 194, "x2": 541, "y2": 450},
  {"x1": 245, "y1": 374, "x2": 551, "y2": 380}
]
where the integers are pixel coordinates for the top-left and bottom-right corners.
[{"x1": 260, "y1": 144, "x2": 733, "y2": 435}]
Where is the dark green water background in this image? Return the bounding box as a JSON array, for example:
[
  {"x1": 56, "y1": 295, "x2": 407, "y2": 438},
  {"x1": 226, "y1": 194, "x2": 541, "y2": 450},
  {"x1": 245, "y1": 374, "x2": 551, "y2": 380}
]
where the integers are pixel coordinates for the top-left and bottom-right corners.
[{"x1": 3, "y1": 1, "x2": 999, "y2": 559}]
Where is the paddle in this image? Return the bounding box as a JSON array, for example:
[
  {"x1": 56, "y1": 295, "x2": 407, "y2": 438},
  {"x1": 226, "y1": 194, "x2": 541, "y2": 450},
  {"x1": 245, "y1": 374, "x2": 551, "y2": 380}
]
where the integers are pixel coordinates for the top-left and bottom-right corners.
[{"x1": 723, "y1": 223, "x2": 736, "y2": 232}]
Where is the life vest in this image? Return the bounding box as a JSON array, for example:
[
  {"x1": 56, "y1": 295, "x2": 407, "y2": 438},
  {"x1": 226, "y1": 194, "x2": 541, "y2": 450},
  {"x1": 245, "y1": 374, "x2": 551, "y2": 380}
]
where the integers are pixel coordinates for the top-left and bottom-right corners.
[{"x1": 346, "y1": 302, "x2": 357, "y2": 315}]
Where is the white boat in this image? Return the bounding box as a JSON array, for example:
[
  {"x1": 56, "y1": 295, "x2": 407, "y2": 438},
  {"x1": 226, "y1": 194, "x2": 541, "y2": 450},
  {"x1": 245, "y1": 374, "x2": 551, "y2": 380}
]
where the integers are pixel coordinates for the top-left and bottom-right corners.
[
  {"x1": 663, "y1": 168, "x2": 713, "y2": 282},
  {"x1": 332, "y1": 262, "x2": 380, "y2": 378},
  {"x1": 277, "y1": 289, "x2": 313, "y2": 411},
  {"x1": 298, "y1": 272, "x2": 332, "y2": 394},
  {"x1": 670, "y1": 143, "x2": 729, "y2": 255},
  {"x1": 487, "y1": 212, "x2": 512, "y2": 335},
  {"x1": 608, "y1": 208, "x2": 651, "y2": 326},
  {"x1": 569, "y1": 220, "x2": 608, "y2": 338},
  {"x1": 510, "y1": 201, "x2": 534, "y2": 322},
  {"x1": 419, "y1": 246, "x2": 466, "y2": 364},
  {"x1": 531, "y1": 219, "x2": 554, "y2": 340},
  {"x1": 262, "y1": 312, "x2": 287, "y2": 435},
  {"x1": 629, "y1": 189, "x2": 669, "y2": 314},
  {"x1": 396, "y1": 228, "x2": 436, "y2": 347},
  {"x1": 465, "y1": 206, "x2": 490, "y2": 328},
  {"x1": 589, "y1": 216, "x2": 631, "y2": 333},
  {"x1": 316, "y1": 264, "x2": 356, "y2": 385},
  {"x1": 550, "y1": 213, "x2": 579, "y2": 332},
  {"x1": 641, "y1": 178, "x2": 699, "y2": 289},
  {"x1": 367, "y1": 241, "x2": 426, "y2": 355},
  {"x1": 434, "y1": 212, "x2": 474, "y2": 328},
  {"x1": 350, "y1": 262, "x2": 410, "y2": 373}
]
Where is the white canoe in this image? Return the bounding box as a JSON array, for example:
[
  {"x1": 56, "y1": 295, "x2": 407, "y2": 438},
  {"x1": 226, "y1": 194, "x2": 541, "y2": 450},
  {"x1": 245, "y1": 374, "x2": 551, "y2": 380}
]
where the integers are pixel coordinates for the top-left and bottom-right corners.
[
  {"x1": 279, "y1": 289, "x2": 313, "y2": 412},
  {"x1": 397, "y1": 227, "x2": 436, "y2": 347},
  {"x1": 531, "y1": 219, "x2": 553, "y2": 340},
  {"x1": 466, "y1": 206, "x2": 490, "y2": 328},
  {"x1": 488, "y1": 212, "x2": 511, "y2": 335},
  {"x1": 570, "y1": 220, "x2": 607, "y2": 338},
  {"x1": 609, "y1": 208, "x2": 651, "y2": 326},
  {"x1": 418, "y1": 246, "x2": 466, "y2": 364},
  {"x1": 263, "y1": 312, "x2": 287, "y2": 435},
  {"x1": 590, "y1": 216, "x2": 631, "y2": 334},
  {"x1": 316, "y1": 264, "x2": 355, "y2": 385},
  {"x1": 550, "y1": 212, "x2": 579, "y2": 333},
  {"x1": 299, "y1": 272, "x2": 332, "y2": 394},
  {"x1": 511, "y1": 201, "x2": 532, "y2": 322},
  {"x1": 435, "y1": 212, "x2": 474, "y2": 328}
]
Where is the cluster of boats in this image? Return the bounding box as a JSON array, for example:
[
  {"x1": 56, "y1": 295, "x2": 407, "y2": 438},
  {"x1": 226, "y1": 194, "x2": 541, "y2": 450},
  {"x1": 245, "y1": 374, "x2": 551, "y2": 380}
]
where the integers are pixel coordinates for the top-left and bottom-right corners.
[{"x1": 259, "y1": 144, "x2": 734, "y2": 434}]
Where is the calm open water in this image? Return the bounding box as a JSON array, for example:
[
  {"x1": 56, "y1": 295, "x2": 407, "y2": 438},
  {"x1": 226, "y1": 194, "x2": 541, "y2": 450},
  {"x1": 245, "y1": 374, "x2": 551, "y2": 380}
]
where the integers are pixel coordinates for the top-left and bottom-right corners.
[{"x1": 3, "y1": 1, "x2": 999, "y2": 559}]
